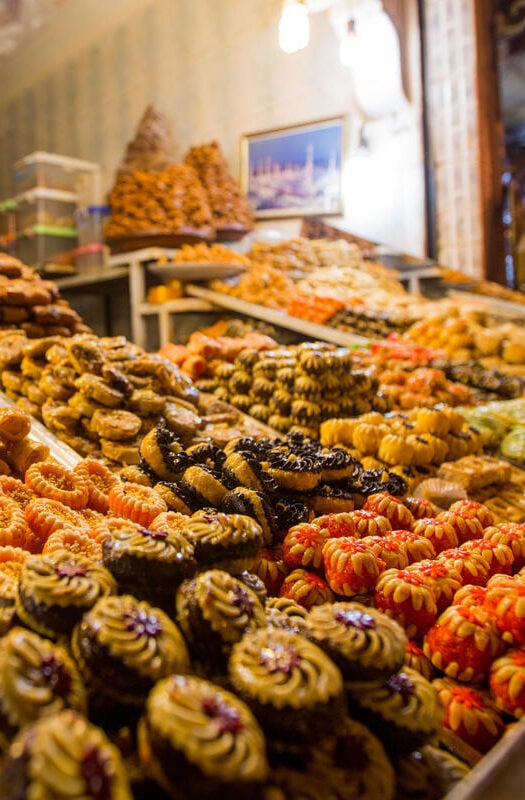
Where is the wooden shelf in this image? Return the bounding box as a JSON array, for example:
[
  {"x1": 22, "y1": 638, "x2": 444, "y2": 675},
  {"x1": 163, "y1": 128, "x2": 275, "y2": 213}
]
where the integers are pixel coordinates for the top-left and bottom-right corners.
[
  {"x1": 185, "y1": 284, "x2": 370, "y2": 347},
  {"x1": 55, "y1": 267, "x2": 129, "y2": 290},
  {"x1": 138, "y1": 298, "x2": 213, "y2": 316},
  {"x1": 448, "y1": 290, "x2": 525, "y2": 318}
]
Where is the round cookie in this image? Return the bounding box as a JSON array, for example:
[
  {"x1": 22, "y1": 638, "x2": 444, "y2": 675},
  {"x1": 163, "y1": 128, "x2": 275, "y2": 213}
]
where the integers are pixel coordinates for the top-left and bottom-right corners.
[{"x1": 182, "y1": 510, "x2": 264, "y2": 573}]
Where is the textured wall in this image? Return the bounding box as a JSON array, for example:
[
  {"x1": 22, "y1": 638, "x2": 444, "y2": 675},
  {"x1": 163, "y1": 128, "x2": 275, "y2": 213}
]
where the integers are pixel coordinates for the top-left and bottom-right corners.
[
  {"x1": 424, "y1": 0, "x2": 483, "y2": 276},
  {"x1": 0, "y1": 0, "x2": 426, "y2": 255}
]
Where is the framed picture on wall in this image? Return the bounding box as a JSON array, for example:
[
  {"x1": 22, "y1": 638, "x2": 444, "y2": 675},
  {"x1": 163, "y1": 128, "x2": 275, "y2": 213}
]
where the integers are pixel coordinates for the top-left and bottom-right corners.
[{"x1": 240, "y1": 116, "x2": 345, "y2": 219}]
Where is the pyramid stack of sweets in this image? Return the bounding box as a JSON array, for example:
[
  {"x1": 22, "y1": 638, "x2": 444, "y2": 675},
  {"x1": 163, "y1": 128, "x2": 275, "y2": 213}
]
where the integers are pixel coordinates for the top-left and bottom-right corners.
[
  {"x1": 184, "y1": 140, "x2": 254, "y2": 232},
  {"x1": 105, "y1": 105, "x2": 214, "y2": 240},
  {"x1": 0, "y1": 254, "x2": 86, "y2": 341},
  {"x1": 195, "y1": 341, "x2": 392, "y2": 437}
]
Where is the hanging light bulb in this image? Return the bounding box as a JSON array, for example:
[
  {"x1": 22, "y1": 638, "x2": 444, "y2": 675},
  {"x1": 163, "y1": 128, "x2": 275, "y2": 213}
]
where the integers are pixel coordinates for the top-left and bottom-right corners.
[{"x1": 278, "y1": 0, "x2": 310, "y2": 54}]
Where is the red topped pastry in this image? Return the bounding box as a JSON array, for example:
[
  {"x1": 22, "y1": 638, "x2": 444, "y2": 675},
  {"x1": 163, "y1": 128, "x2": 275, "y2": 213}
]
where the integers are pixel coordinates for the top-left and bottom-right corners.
[
  {"x1": 374, "y1": 569, "x2": 438, "y2": 639},
  {"x1": 323, "y1": 538, "x2": 385, "y2": 597},
  {"x1": 483, "y1": 523, "x2": 525, "y2": 571},
  {"x1": 349, "y1": 510, "x2": 392, "y2": 538},
  {"x1": 407, "y1": 560, "x2": 463, "y2": 612},
  {"x1": 424, "y1": 605, "x2": 504, "y2": 682},
  {"x1": 282, "y1": 523, "x2": 327, "y2": 570},
  {"x1": 459, "y1": 539, "x2": 514, "y2": 578},
  {"x1": 452, "y1": 584, "x2": 488, "y2": 609},
  {"x1": 437, "y1": 511, "x2": 483, "y2": 544},
  {"x1": 489, "y1": 649, "x2": 525, "y2": 719},
  {"x1": 405, "y1": 640, "x2": 435, "y2": 681},
  {"x1": 387, "y1": 531, "x2": 436, "y2": 564},
  {"x1": 412, "y1": 518, "x2": 458, "y2": 555},
  {"x1": 449, "y1": 500, "x2": 494, "y2": 530},
  {"x1": 484, "y1": 582, "x2": 525, "y2": 646},
  {"x1": 252, "y1": 546, "x2": 288, "y2": 595},
  {"x1": 279, "y1": 568, "x2": 335, "y2": 609},
  {"x1": 312, "y1": 512, "x2": 357, "y2": 539},
  {"x1": 360, "y1": 535, "x2": 410, "y2": 570},
  {"x1": 364, "y1": 493, "x2": 415, "y2": 531},
  {"x1": 404, "y1": 496, "x2": 438, "y2": 520},
  {"x1": 433, "y1": 677, "x2": 505, "y2": 753},
  {"x1": 437, "y1": 547, "x2": 490, "y2": 587}
]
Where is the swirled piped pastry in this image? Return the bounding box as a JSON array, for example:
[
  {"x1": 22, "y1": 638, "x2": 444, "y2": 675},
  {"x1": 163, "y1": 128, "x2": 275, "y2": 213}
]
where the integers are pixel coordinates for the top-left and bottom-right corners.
[
  {"x1": 304, "y1": 601, "x2": 406, "y2": 684},
  {"x1": 0, "y1": 709, "x2": 132, "y2": 799},
  {"x1": 228, "y1": 627, "x2": 344, "y2": 741},
  {"x1": 138, "y1": 674, "x2": 268, "y2": 798},
  {"x1": 72, "y1": 594, "x2": 189, "y2": 707}
]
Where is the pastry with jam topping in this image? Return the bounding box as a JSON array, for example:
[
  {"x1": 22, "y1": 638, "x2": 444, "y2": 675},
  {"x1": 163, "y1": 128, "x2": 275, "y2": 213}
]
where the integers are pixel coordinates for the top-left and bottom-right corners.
[
  {"x1": 0, "y1": 709, "x2": 132, "y2": 799},
  {"x1": 175, "y1": 569, "x2": 266, "y2": 671},
  {"x1": 102, "y1": 522, "x2": 197, "y2": 608},
  {"x1": 0, "y1": 627, "x2": 86, "y2": 749},
  {"x1": 138, "y1": 674, "x2": 268, "y2": 799},
  {"x1": 346, "y1": 666, "x2": 443, "y2": 755},
  {"x1": 228, "y1": 627, "x2": 344, "y2": 742},
  {"x1": 16, "y1": 551, "x2": 117, "y2": 640},
  {"x1": 304, "y1": 601, "x2": 407, "y2": 685},
  {"x1": 181, "y1": 510, "x2": 264, "y2": 573},
  {"x1": 72, "y1": 594, "x2": 189, "y2": 711}
]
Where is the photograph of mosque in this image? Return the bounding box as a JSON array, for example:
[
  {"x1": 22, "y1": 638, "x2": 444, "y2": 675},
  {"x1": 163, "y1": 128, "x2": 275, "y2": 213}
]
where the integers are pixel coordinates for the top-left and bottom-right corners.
[{"x1": 241, "y1": 117, "x2": 344, "y2": 218}]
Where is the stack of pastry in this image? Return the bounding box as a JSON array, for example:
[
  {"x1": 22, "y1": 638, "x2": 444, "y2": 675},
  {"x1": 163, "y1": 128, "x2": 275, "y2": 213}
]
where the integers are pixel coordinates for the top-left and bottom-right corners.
[
  {"x1": 184, "y1": 140, "x2": 254, "y2": 233},
  {"x1": 320, "y1": 406, "x2": 483, "y2": 490},
  {"x1": 0, "y1": 254, "x2": 86, "y2": 340},
  {"x1": 105, "y1": 105, "x2": 214, "y2": 241},
  {"x1": 196, "y1": 341, "x2": 391, "y2": 437}
]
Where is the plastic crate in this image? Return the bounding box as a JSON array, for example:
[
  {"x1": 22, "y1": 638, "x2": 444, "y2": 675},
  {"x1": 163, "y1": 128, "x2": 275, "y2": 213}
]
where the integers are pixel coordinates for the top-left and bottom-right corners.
[
  {"x1": 13, "y1": 151, "x2": 101, "y2": 204},
  {"x1": 15, "y1": 188, "x2": 78, "y2": 231},
  {"x1": 16, "y1": 224, "x2": 78, "y2": 267}
]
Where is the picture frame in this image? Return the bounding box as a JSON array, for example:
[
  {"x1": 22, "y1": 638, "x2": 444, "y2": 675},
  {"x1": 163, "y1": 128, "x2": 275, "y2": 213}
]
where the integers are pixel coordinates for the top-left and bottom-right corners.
[{"x1": 240, "y1": 116, "x2": 345, "y2": 219}]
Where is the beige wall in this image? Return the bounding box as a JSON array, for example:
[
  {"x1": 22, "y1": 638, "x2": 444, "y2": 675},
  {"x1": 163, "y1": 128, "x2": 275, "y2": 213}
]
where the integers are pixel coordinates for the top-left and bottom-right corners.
[{"x1": 0, "y1": 0, "x2": 426, "y2": 256}]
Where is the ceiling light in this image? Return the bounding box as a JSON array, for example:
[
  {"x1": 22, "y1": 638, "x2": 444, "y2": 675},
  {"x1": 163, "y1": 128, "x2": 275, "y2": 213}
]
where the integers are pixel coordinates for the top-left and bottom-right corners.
[{"x1": 278, "y1": 0, "x2": 310, "y2": 54}]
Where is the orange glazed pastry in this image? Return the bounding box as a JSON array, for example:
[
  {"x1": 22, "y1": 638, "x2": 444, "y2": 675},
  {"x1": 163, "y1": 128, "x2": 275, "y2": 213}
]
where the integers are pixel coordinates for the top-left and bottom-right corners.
[
  {"x1": 73, "y1": 458, "x2": 118, "y2": 514},
  {"x1": 0, "y1": 546, "x2": 29, "y2": 580},
  {"x1": 252, "y1": 546, "x2": 288, "y2": 595},
  {"x1": 437, "y1": 511, "x2": 483, "y2": 544},
  {"x1": 374, "y1": 569, "x2": 438, "y2": 639},
  {"x1": 438, "y1": 547, "x2": 490, "y2": 587},
  {"x1": 483, "y1": 523, "x2": 525, "y2": 571},
  {"x1": 407, "y1": 560, "x2": 463, "y2": 612},
  {"x1": 459, "y1": 539, "x2": 514, "y2": 578},
  {"x1": 25, "y1": 462, "x2": 88, "y2": 510},
  {"x1": 89, "y1": 517, "x2": 141, "y2": 545},
  {"x1": 282, "y1": 523, "x2": 327, "y2": 570},
  {"x1": 25, "y1": 498, "x2": 90, "y2": 545},
  {"x1": 279, "y1": 568, "x2": 335, "y2": 609},
  {"x1": 387, "y1": 531, "x2": 436, "y2": 565},
  {"x1": 433, "y1": 677, "x2": 505, "y2": 753},
  {"x1": 107, "y1": 481, "x2": 167, "y2": 527},
  {"x1": 412, "y1": 518, "x2": 458, "y2": 555},
  {"x1": 349, "y1": 510, "x2": 392, "y2": 538},
  {"x1": 489, "y1": 649, "x2": 525, "y2": 719},
  {"x1": 484, "y1": 582, "x2": 525, "y2": 646},
  {"x1": 322, "y1": 538, "x2": 385, "y2": 597},
  {"x1": 0, "y1": 475, "x2": 36, "y2": 507},
  {"x1": 449, "y1": 500, "x2": 494, "y2": 530},
  {"x1": 0, "y1": 496, "x2": 37, "y2": 551},
  {"x1": 364, "y1": 493, "x2": 415, "y2": 531},
  {"x1": 424, "y1": 605, "x2": 504, "y2": 682},
  {"x1": 42, "y1": 529, "x2": 102, "y2": 561}
]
